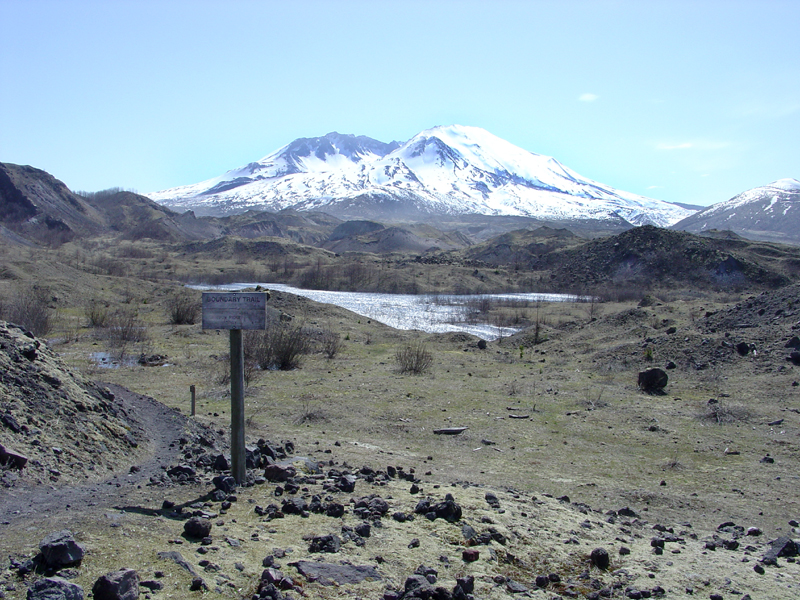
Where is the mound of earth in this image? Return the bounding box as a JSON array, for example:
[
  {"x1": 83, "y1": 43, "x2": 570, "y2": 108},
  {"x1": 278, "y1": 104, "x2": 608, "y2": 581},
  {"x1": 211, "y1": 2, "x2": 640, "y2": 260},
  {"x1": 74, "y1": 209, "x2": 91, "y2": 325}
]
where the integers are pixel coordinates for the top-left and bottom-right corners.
[
  {"x1": 550, "y1": 225, "x2": 791, "y2": 291},
  {"x1": 0, "y1": 321, "x2": 147, "y2": 486}
]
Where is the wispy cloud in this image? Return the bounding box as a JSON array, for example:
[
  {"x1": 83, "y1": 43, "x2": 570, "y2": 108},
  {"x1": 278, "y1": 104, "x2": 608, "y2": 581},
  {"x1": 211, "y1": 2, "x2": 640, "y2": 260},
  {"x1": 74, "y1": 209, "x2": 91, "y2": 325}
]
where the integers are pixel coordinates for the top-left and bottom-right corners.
[{"x1": 578, "y1": 93, "x2": 598, "y2": 102}]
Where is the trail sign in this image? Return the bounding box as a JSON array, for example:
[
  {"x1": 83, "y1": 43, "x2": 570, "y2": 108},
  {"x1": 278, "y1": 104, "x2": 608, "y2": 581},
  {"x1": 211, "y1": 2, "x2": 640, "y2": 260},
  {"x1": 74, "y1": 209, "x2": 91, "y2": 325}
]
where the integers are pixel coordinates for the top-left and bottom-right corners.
[
  {"x1": 201, "y1": 291, "x2": 268, "y2": 485},
  {"x1": 202, "y1": 292, "x2": 267, "y2": 330}
]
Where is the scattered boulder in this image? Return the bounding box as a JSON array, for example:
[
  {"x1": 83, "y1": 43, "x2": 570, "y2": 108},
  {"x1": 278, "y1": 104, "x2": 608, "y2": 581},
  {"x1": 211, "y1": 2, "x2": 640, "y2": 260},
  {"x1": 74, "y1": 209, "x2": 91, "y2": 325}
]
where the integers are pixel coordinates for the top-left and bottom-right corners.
[
  {"x1": 485, "y1": 492, "x2": 500, "y2": 509},
  {"x1": 38, "y1": 530, "x2": 85, "y2": 568},
  {"x1": 638, "y1": 368, "x2": 668, "y2": 392},
  {"x1": 264, "y1": 464, "x2": 295, "y2": 482},
  {"x1": 308, "y1": 534, "x2": 341, "y2": 554},
  {"x1": 27, "y1": 576, "x2": 84, "y2": 600},
  {"x1": 762, "y1": 536, "x2": 799, "y2": 565},
  {"x1": 212, "y1": 475, "x2": 237, "y2": 493},
  {"x1": 0, "y1": 442, "x2": 28, "y2": 470},
  {"x1": 92, "y1": 569, "x2": 139, "y2": 600},
  {"x1": 789, "y1": 351, "x2": 800, "y2": 366},
  {"x1": 590, "y1": 547, "x2": 610, "y2": 570},
  {"x1": 183, "y1": 517, "x2": 212, "y2": 539}
]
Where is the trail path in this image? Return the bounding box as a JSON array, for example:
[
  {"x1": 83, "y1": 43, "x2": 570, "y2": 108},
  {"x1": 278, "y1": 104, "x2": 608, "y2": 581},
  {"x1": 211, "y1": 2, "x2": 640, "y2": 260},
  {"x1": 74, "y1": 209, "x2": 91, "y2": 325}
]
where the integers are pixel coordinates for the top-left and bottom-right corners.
[{"x1": 0, "y1": 384, "x2": 200, "y2": 526}]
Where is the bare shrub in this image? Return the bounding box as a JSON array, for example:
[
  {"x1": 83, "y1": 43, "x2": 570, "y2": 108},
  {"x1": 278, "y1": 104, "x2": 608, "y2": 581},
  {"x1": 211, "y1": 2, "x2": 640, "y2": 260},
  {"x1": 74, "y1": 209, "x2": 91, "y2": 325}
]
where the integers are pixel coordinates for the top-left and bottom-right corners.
[
  {"x1": 84, "y1": 299, "x2": 110, "y2": 328},
  {"x1": 396, "y1": 341, "x2": 433, "y2": 375},
  {"x1": 246, "y1": 322, "x2": 312, "y2": 371},
  {"x1": 116, "y1": 244, "x2": 155, "y2": 259},
  {"x1": 699, "y1": 399, "x2": 751, "y2": 425},
  {"x1": 92, "y1": 255, "x2": 127, "y2": 277},
  {"x1": 320, "y1": 326, "x2": 342, "y2": 359},
  {"x1": 215, "y1": 360, "x2": 231, "y2": 386},
  {"x1": 7, "y1": 285, "x2": 53, "y2": 336},
  {"x1": 294, "y1": 395, "x2": 327, "y2": 424},
  {"x1": 167, "y1": 291, "x2": 201, "y2": 325},
  {"x1": 106, "y1": 307, "x2": 148, "y2": 358}
]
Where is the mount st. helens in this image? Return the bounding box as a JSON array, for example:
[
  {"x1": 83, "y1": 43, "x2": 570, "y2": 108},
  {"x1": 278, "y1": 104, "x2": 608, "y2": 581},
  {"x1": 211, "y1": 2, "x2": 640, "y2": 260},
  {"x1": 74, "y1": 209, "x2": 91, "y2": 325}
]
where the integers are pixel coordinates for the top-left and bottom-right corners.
[
  {"x1": 150, "y1": 125, "x2": 693, "y2": 227},
  {"x1": 673, "y1": 178, "x2": 800, "y2": 245}
]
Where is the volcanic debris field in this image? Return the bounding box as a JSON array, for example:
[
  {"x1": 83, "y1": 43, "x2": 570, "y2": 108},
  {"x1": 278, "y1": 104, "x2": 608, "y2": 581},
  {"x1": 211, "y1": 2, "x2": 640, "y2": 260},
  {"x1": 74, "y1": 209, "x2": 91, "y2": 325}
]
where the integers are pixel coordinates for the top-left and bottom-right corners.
[{"x1": 1, "y1": 279, "x2": 800, "y2": 600}]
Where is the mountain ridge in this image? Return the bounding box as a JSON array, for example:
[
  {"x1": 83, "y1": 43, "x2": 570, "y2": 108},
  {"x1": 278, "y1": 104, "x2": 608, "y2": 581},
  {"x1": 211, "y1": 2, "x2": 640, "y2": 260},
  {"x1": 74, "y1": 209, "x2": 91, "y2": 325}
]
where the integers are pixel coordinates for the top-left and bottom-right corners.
[
  {"x1": 150, "y1": 125, "x2": 694, "y2": 227},
  {"x1": 673, "y1": 178, "x2": 800, "y2": 245}
]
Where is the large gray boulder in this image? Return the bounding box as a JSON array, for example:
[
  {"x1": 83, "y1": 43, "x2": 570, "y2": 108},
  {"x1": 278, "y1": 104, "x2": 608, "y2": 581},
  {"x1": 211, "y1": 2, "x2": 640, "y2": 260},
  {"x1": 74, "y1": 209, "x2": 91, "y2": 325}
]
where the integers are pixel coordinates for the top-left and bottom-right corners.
[
  {"x1": 38, "y1": 530, "x2": 85, "y2": 568},
  {"x1": 27, "y1": 577, "x2": 84, "y2": 600},
  {"x1": 92, "y1": 569, "x2": 140, "y2": 600}
]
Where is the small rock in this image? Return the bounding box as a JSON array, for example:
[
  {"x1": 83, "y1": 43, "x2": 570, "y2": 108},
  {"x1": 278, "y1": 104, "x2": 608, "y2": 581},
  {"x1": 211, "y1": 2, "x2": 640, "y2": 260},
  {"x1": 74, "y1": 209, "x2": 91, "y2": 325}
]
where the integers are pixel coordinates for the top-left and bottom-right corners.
[
  {"x1": 590, "y1": 547, "x2": 610, "y2": 570},
  {"x1": 189, "y1": 577, "x2": 206, "y2": 591},
  {"x1": 308, "y1": 534, "x2": 341, "y2": 554},
  {"x1": 462, "y1": 548, "x2": 479, "y2": 562}
]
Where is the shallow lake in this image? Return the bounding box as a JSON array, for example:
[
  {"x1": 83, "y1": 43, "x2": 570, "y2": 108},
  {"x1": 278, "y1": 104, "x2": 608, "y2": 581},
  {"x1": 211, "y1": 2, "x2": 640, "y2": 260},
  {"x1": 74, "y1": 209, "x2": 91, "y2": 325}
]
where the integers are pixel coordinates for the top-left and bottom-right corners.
[{"x1": 190, "y1": 283, "x2": 581, "y2": 341}]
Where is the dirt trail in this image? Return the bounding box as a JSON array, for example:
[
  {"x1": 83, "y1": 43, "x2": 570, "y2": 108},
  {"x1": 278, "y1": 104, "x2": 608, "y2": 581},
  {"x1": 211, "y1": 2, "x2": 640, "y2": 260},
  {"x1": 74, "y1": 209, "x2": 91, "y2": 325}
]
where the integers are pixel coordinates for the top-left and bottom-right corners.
[{"x1": 0, "y1": 384, "x2": 199, "y2": 525}]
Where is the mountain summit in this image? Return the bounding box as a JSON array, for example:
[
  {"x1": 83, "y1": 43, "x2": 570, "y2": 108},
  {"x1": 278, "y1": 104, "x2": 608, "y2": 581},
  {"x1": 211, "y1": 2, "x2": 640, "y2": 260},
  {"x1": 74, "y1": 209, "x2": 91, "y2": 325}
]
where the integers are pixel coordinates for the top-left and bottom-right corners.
[{"x1": 150, "y1": 125, "x2": 693, "y2": 226}]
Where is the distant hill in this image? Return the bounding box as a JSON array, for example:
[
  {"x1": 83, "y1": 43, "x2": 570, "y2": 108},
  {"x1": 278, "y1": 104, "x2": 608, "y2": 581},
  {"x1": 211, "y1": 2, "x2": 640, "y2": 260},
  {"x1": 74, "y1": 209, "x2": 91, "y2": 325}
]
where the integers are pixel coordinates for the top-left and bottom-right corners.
[
  {"x1": 457, "y1": 225, "x2": 800, "y2": 293},
  {"x1": 0, "y1": 163, "x2": 106, "y2": 245},
  {"x1": 673, "y1": 179, "x2": 800, "y2": 245},
  {"x1": 547, "y1": 225, "x2": 796, "y2": 292}
]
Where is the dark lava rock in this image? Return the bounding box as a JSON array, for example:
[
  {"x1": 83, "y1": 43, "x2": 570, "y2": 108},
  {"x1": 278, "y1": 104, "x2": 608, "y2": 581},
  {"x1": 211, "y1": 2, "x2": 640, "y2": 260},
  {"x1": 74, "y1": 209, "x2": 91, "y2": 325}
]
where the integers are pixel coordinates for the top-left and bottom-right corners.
[
  {"x1": 432, "y1": 494, "x2": 462, "y2": 523},
  {"x1": 27, "y1": 577, "x2": 84, "y2": 600},
  {"x1": 590, "y1": 547, "x2": 610, "y2": 570},
  {"x1": 212, "y1": 475, "x2": 237, "y2": 493},
  {"x1": 638, "y1": 368, "x2": 668, "y2": 392},
  {"x1": 762, "y1": 536, "x2": 799, "y2": 565},
  {"x1": 325, "y1": 502, "x2": 345, "y2": 518},
  {"x1": 264, "y1": 464, "x2": 295, "y2": 482},
  {"x1": 189, "y1": 577, "x2": 206, "y2": 591},
  {"x1": 91, "y1": 569, "x2": 139, "y2": 600},
  {"x1": 183, "y1": 517, "x2": 212, "y2": 539},
  {"x1": 38, "y1": 530, "x2": 86, "y2": 568},
  {"x1": 308, "y1": 534, "x2": 341, "y2": 554},
  {"x1": 462, "y1": 548, "x2": 479, "y2": 562}
]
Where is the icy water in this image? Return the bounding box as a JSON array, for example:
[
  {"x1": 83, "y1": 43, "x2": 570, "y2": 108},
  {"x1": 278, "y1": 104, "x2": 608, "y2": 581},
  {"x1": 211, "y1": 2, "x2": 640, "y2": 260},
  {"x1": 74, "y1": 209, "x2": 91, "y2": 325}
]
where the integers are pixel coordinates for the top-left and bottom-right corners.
[{"x1": 190, "y1": 283, "x2": 580, "y2": 341}]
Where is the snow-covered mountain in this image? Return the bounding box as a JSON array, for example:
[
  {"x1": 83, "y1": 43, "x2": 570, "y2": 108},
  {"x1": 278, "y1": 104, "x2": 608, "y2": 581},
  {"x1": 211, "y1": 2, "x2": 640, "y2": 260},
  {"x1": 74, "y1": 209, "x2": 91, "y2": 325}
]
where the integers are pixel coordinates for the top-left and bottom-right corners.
[
  {"x1": 673, "y1": 179, "x2": 800, "y2": 245},
  {"x1": 150, "y1": 125, "x2": 693, "y2": 226}
]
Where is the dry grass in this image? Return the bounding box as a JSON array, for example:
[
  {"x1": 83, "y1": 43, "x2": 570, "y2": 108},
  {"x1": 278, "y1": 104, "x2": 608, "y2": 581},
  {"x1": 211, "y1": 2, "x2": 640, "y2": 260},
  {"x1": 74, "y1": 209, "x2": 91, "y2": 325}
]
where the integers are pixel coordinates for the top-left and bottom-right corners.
[{"x1": 2, "y1": 239, "x2": 799, "y2": 599}]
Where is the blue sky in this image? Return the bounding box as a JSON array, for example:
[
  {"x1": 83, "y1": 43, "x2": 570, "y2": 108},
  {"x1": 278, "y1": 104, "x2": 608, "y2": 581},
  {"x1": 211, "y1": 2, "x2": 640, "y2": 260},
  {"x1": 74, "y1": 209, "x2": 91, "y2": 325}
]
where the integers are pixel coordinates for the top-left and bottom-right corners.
[{"x1": 2, "y1": 0, "x2": 798, "y2": 207}]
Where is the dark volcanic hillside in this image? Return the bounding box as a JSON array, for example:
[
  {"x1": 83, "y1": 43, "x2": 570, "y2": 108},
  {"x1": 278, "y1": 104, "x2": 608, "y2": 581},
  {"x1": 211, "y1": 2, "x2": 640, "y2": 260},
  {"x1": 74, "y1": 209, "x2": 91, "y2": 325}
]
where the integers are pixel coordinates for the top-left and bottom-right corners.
[
  {"x1": 549, "y1": 226, "x2": 794, "y2": 292},
  {"x1": 0, "y1": 163, "x2": 106, "y2": 245},
  {"x1": 459, "y1": 225, "x2": 800, "y2": 293}
]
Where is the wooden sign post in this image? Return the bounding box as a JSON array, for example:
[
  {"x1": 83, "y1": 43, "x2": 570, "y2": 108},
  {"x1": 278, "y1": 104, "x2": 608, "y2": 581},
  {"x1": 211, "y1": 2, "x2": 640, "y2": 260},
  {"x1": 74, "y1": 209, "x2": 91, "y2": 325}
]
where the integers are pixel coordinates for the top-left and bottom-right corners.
[{"x1": 202, "y1": 292, "x2": 267, "y2": 485}]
